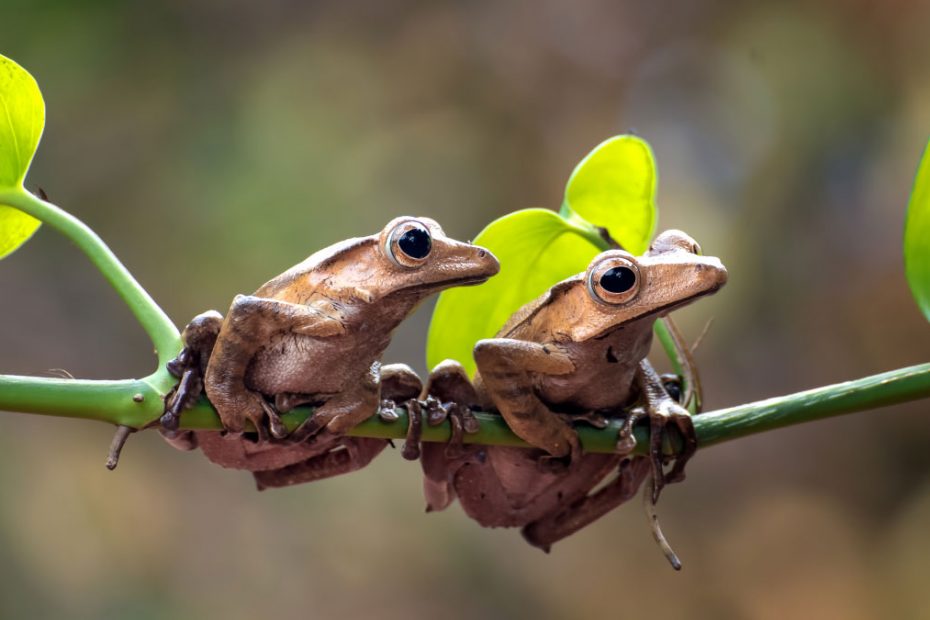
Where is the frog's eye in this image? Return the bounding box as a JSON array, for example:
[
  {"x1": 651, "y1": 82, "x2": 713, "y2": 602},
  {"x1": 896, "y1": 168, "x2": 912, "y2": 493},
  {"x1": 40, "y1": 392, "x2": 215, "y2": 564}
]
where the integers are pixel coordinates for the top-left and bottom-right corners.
[
  {"x1": 386, "y1": 220, "x2": 432, "y2": 267},
  {"x1": 587, "y1": 256, "x2": 640, "y2": 305}
]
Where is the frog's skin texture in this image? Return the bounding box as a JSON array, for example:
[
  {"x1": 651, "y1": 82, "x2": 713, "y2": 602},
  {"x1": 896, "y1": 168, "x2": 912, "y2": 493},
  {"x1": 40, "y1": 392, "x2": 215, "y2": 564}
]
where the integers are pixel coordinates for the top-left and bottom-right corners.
[
  {"x1": 161, "y1": 217, "x2": 499, "y2": 487},
  {"x1": 419, "y1": 230, "x2": 726, "y2": 550}
]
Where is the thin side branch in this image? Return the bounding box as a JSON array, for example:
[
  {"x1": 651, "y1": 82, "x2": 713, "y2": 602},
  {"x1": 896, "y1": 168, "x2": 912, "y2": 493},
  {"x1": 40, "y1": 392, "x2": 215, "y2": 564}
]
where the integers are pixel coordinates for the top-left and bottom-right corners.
[{"x1": 0, "y1": 189, "x2": 181, "y2": 366}]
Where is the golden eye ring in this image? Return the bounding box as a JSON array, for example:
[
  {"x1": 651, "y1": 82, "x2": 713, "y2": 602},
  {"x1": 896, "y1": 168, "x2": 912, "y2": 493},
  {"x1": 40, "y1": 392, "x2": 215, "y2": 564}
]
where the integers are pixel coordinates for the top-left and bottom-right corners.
[
  {"x1": 385, "y1": 219, "x2": 432, "y2": 268},
  {"x1": 586, "y1": 255, "x2": 641, "y2": 305}
]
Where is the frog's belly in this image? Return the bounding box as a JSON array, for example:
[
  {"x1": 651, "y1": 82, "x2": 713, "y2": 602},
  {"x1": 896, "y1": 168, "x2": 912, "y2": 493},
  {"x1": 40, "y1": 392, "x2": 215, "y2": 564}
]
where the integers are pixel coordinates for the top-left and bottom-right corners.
[
  {"x1": 536, "y1": 368, "x2": 636, "y2": 412},
  {"x1": 245, "y1": 335, "x2": 374, "y2": 396}
]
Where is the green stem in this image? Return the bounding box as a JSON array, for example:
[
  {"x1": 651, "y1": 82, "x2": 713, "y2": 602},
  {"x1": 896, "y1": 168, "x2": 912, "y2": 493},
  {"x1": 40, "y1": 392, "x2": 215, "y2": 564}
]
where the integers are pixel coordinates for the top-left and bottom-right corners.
[
  {"x1": 0, "y1": 188, "x2": 180, "y2": 365},
  {"x1": 132, "y1": 362, "x2": 930, "y2": 455},
  {"x1": 1, "y1": 355, "x2": 928, "y2": 454},
  {"x1": 694, "y1": 362, "x2": 930, "y2": 448},
  {"x1": 0, "y1": 374, "x2": 169, "y2": 427}
]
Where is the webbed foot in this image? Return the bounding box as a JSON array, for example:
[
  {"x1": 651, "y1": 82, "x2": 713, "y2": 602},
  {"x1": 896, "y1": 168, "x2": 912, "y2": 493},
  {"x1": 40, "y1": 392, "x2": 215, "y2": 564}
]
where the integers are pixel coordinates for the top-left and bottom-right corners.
[{"x1": 424, "y1": 398, "x2": 480, "y2": 458}]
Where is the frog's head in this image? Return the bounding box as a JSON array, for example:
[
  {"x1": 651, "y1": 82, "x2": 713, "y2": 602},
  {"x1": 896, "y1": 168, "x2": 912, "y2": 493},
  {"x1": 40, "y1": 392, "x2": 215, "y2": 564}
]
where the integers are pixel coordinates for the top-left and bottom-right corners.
[
  {"x1": 371, "y1": 216, "x2": 500, "y2": 300},
  {"x1": 564, "y1": 229, "x2": 727, "y2": 341}
]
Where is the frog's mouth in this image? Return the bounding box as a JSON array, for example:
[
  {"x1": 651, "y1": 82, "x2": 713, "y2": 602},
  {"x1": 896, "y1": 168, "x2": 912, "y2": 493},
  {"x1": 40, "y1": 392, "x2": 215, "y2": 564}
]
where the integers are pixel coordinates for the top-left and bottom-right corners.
[
  {"x1": 592, "y1": 283, "x2": 725, "y2": 341},
  {"x1": 650, "y1": 283, "x2": 725, "y2": 318},
  {"x1": 406, "y1": 273, "x2": 494, "y2": 295}
]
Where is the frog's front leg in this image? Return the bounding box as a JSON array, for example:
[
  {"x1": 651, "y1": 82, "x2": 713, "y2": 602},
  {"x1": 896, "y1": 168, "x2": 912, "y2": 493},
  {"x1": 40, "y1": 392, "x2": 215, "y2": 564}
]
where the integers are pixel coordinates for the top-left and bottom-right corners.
[
  {"x1": 160, "y1": 310, "x2": 224, "y2": 449},
  {"x1": 286, "y1": 359, "x2": 385, "y2": 443},
  {"x1": 636, "y1": 358, "x2": 697, "y2": 504},
  {"x1": 473, "y1": 338, "x2": 579, "y2": 467},
  {"x1": 205, "y1": 294, "x2": 347, "y2": 440},
  {"x1": 417, "y1": 360, "x2": 483, "y2": 511}
]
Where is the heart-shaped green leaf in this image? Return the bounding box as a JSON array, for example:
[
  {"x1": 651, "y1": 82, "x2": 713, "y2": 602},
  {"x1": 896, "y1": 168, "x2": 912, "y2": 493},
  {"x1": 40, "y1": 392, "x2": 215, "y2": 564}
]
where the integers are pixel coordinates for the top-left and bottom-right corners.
[
  {"x1": 905, "y1": 139, "x2": 930, "y2": 322},
  {"x1": 426, "y1": 135, "x2": 659, "y2": 375},
  {"x1": 0, "y1": 54, "x2": 45, "y2": 259},
  {"x1": 562, "y1": 135, "x2": 657, "y2": 254},
  {"x1": 426, "y1": 209, "x2": 602, "y2": 376}
]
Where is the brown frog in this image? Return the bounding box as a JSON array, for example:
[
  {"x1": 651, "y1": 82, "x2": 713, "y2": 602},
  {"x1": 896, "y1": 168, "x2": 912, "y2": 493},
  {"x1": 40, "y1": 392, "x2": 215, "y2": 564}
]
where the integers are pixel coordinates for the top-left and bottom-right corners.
[
  {"x1": 417, "y1": 230, "x2": 726, "y2": 562},
  {"x1": 161, "y1": 217, "x2": 500, "y2": 488}
]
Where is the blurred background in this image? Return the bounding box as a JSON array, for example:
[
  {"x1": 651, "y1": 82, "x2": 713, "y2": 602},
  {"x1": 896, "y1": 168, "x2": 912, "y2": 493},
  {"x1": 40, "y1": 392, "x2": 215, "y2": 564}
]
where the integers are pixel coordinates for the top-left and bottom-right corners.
[{"x1": 1, "y1": 0, "x2": 930, "y2": 617}]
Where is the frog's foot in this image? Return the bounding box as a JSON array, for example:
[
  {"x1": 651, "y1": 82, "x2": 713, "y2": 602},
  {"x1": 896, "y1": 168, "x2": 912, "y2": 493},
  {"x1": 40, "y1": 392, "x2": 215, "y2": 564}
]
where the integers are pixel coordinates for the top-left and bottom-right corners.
[
  {"x1": 615, "y1": 406, "x2": 646, "y2": 455},
  {"x1": 258, "y1": 397, "x2": 288, "y2": 440},
  {"x1": 402, "y1": 398, "x2": 425, "y2": 460},
  {"x1": 422, "y1": 398, "x2": 480, "y2": 458},
  {"x1": 289, "y1": 364, "x2": 383, "y2": 444},
  {"x1": 161, "y1": 364, "x2": 203, "y2": 432},
  {"x1": 160, "y1": 310, "x2": 223, "y2": 433},
  {"x1": 536, "y1": 431, "x2": 583, "y2": 475},
  {"x1": 378, "y1": 363, "x2": 423, "y2": 424},
  {"x1": 645, "y1": 399, "x2": 696, "y2": 504},
  {"x1": 211, "y1": 390, "x2": 282, "y2": 443},
  {"x1": 378, "y1": 398, "x2": 401, "y2": 422}
]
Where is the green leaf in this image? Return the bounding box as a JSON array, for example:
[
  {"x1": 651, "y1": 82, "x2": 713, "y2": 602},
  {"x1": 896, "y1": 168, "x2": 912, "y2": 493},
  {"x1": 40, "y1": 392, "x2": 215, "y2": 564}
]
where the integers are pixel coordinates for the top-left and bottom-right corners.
[
  {"x1": 426, "y1": 209, "x2": 601, "y2": 376},
  {"x1": 0, "y1": 54, "x2": 45, "y2": 259},
  {"x1": 426, "y1": 134, "x2": 660, "y2": 375},
  {"x1": 905, "y1": 139, "x2": 930, "y2": 322},
  {"x1": 562, "y1": 135, "x2": 657, "y2": 254}
]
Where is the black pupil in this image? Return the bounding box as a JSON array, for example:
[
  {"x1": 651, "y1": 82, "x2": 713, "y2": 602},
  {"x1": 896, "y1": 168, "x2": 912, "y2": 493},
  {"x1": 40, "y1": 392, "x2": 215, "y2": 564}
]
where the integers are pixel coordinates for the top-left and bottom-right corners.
[
  {"x1": 398, "y1": 227, "x2": 431, "y2": 259},
  {"x1": 600, "y1": 266, "x2": 636, "y2": 294}
]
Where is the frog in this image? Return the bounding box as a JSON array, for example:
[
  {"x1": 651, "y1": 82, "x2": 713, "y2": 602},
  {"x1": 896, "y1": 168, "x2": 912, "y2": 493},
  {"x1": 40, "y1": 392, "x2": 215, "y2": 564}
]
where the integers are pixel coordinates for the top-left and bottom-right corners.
[
  {"x1": 160, "y1": 216, "x2": 500, "y2": 488},
  {"x1": 416, "y1": 229, "x2": 726, "y2": 561}
]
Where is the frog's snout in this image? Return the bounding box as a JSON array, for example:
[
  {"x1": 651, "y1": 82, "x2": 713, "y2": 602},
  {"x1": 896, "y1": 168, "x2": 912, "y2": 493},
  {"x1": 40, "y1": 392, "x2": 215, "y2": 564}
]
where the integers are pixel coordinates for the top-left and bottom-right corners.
[
  {"x1": 475, "y1": 246, "x2": 501, "y2": 278},
  {"x1": 704, "y1": 257, "x2": 728, "y2": 289}
]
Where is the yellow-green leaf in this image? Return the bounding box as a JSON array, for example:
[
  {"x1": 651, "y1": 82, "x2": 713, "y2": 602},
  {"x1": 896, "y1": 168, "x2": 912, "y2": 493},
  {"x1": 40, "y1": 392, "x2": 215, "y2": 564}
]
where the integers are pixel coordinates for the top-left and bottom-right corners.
[
  {"x1": 426, "y1": 209, "x2": 600, "y2": 376},
  {"x1": 905, "y1": 139, "x2": 930, "y2": 322},
  {"x1": 0, "y1": 54, "x2": 44, "y2": 259},
  {"x1": 562, "y1": 135, "x2": 656, "y2": 254}
]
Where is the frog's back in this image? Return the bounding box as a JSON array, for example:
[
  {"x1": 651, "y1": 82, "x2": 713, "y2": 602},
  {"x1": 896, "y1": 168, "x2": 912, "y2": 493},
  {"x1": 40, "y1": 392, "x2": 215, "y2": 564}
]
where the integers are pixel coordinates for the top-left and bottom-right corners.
[
  {"x1": 496, "y1": 277, "x2": 581, "y2": 340},
  {"x1": 254, "y1": 236, "x2": 376, "y2": 302}
]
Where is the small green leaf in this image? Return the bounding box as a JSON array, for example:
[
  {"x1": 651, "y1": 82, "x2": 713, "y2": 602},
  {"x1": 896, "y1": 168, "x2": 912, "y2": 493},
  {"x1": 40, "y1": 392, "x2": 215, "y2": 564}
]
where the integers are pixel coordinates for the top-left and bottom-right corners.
[
  {"x1": 905, "y1": 139, "x2": 930, "y2": 322},
  {"x1": 426, "y1": 209, "x2": 601, "y2": 376},
  {"x1": 0, "y1": 54, "x2": 45, "y2": 259},
  {"x1": 562, "y1": 135, "x2": 657, "y2": 254}
]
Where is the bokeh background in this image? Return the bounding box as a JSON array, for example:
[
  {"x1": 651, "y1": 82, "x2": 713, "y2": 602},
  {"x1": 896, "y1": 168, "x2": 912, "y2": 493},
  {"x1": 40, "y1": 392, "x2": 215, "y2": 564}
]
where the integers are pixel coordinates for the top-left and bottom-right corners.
[{"x1": 1, "y1": 0, "x2": 930, "y2": 617}]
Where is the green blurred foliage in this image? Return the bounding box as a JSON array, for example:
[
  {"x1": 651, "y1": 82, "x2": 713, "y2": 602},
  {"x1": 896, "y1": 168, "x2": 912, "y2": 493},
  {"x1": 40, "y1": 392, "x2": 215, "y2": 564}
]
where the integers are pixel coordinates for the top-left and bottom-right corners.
[{"x1": 1, "y1": 0, "x2": 930, "y2": 617}]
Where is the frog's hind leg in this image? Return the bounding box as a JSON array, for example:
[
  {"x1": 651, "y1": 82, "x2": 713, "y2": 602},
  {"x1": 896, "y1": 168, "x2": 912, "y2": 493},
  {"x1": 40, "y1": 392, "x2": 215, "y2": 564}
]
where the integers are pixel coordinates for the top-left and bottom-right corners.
[
  {"x1": 253, "y1": 438, "x2": 388, "y2": 489},
  {"x1": 521, "y1": 457, "x2": 651, "y2": 552},
  {"x1": 636, "y1": 359, "x2": 698, "y2": 504},
  {"x1": 254, "y1": 363, "x2": 420, "y2": 488},
  {"x1": 160, "y1": 310, "x2": 224, "y2": 449},
  {"x1": 473, "y1": 339, "x2": 580, "y2": 468}
]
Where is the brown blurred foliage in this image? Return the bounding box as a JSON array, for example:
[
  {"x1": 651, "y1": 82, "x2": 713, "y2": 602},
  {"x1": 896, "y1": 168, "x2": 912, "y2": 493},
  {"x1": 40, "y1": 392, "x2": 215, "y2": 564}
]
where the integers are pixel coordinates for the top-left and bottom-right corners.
[{"x1": 2, "y1": 0, "x2": 930, "y2": 617}]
